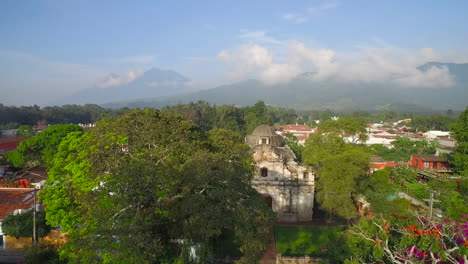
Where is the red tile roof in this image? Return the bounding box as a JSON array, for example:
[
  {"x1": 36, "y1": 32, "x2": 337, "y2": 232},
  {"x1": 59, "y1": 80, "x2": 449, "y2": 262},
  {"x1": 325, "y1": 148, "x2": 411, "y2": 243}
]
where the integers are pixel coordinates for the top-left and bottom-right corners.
[
  {"x1": 0, "y1": 136, "x2": 26, "y2": 145},
  {"x1": 0, "y1": 189, "x2": 35, "y2": 220},
  {"x1": 412, "y1": 155, "x2": 448, "y2": 162},
  {"x1": 275, "y1": 124, "x2": 315, "y2": 132}
]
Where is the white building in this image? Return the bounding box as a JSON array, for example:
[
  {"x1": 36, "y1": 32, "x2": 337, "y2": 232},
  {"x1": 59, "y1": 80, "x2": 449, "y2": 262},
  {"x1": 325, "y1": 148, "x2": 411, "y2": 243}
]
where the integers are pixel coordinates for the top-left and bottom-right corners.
[{"x1": 423, "y1": 130, "x2": 450, "y2": 141}]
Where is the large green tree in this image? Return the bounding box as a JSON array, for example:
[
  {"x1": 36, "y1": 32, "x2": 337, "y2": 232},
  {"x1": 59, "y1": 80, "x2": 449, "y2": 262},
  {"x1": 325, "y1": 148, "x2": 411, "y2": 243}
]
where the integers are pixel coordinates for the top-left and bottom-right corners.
[
  {"x1": 5, "y1": 124, "x2": 82, "y2": 168},
  {"x1": 303, "y1": 133, "x2": 370, "y2": 219},
  {"x1": 450, "y1": 106, "x2": 468, "y2": 176},
  {"x1": 318, "y1": 117, "x2": 368, "y2": 144},
  {"x1": 42, "y1": 109, "x2": 274, "y2": 264},
  {"x1": 358, "y1": 168, "x2": 411, "y2": 215}
]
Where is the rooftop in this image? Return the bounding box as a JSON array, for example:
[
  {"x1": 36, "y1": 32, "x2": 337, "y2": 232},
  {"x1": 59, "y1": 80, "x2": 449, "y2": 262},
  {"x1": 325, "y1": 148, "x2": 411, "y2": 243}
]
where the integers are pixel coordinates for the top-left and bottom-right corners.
[
  {"x1": 0, "y1": 189, "x2": 35, "y2": 220},
  {"x1": 0, "y1": 136, "x2": 26, "y2": 145},
  {"x1": 252, "y1": 125, "x2": 277, "y2": 136},
  {"x1": 15, "y1": 166, "x2": 48, "y2": 183},
  {"x1": 412, "y1": 154, "x2": 449, "y2": 162}
]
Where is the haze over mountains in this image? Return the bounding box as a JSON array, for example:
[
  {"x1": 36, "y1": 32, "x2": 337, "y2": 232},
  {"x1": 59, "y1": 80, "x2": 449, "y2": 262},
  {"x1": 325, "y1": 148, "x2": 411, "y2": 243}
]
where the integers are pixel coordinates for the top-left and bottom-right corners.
[
  {"x1": 57, "y1": 62, "x2": 468, "y2": 112},
  {"x1": 55, "y1": 68, "x2": 192, "y2": 106}
]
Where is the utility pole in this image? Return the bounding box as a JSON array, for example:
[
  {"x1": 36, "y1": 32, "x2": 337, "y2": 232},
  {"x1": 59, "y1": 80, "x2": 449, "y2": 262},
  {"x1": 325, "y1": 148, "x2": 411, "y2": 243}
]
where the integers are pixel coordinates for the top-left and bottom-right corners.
[
  {"x1": 424, "y1": 191, "x2": 440, "y2": 219},
  {"x1": 33, "y1": 188, "x2": 37, "y2": 245}
]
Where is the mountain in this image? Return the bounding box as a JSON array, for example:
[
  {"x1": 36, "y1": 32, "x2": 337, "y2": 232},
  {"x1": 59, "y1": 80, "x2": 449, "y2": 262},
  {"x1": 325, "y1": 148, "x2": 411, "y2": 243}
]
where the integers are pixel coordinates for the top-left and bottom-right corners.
[
  {"x1": 53, "y1": 68, "x2": 191, "y2": 105},
  {"x1": 103, "y1": 62, "x2": 468, "y2": 112}
]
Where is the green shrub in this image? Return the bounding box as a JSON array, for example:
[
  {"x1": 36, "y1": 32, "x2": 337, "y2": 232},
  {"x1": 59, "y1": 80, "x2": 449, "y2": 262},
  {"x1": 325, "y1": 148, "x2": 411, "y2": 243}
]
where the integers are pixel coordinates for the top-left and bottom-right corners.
[{"x1": 23, "y1": 243, "x2": 65, "y2": 264}]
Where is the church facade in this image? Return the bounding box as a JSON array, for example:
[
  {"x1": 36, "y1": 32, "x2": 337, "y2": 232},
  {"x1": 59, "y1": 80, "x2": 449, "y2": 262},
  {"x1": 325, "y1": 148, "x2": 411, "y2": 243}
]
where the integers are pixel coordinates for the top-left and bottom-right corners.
[{"x1": 246, "y1": 125, "x2": 315, "y2": 223}]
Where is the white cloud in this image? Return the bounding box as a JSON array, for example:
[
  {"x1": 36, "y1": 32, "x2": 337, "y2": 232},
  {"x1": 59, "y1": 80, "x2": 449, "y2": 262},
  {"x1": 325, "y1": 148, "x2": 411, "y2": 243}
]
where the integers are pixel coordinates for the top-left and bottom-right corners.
[
  {"x1": 97, "y1": 69, "x2": 144, "y2": 88},
  {"x1": 217, "y1": 44, "x2": 274, "y2": 80},
  {"x1": 282, "y1": 2, "x2": 339, "y2": 24},
  {"x1": 238, "y1": 30, "x2": 282, "y2": 45},
  {"x1": 216, "y1": 42, "x2": 456, "y2": 88},
  {"x1": 308, "y1": 2, "x2": 339, "y2": 14},
  {"x1": 282, "y1": 13, "x2": 309, "y2": 24}
]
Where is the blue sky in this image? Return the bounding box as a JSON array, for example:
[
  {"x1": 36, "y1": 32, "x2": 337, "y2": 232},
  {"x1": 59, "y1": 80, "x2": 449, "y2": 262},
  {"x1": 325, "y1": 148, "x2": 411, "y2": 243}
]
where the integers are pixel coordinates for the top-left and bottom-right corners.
[{"x1": 1, "y1": 0, "x2": 468, "y2": 105}]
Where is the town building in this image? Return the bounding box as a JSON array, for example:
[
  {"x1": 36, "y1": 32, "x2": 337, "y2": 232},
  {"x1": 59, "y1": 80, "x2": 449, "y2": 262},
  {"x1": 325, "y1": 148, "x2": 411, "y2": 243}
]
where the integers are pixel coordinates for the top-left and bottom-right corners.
[
  {"x1": 275, "y1": 124, "x2": 316, "y2": 145},
  {"x1": 246, "y1": 125, "x2": 314, "y2": 223},
  {"x1": 423, "y1": 130, "x2": 451, "y2": 141},
  {"x1": 408, "y1": 154, "x2": 451, "y2": 171},
  {"x1": 369, "y1": 155, "x2": 397, "y2": 172},
  {"x1": 0, "y1": 189, "x2": 36, "y2": 250}
]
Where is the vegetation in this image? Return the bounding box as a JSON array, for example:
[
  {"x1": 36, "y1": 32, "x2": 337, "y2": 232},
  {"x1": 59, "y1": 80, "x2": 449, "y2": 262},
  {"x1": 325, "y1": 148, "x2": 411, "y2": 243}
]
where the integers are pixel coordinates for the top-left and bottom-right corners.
[
  {"x1": 371, "y1": 136, "x2": 437, "y2": 162},
  {"x1": 428, "y1": 178, "x2": 468, "y2": 221},
  {"x1": 23, "y1": 243, "x2": 65, "y2": 264},
  {"x1": 2, "y1": 210, "x2": 51, "y2": 238},
  {"x1": 0, "y1": 104, "x2": 128, "y2": 128},
  {"x1": 345, "y1": 213, "x2": 468, "y2": 263},
  {"x1": 358, "y1": 169, "x2": 411, "y2": 215},
  {"x1": 318, "y1": 117, "x2": 368, "y2": 143},
  {"x1": 162, "y1": 100, "x2": 297, "y2": 135},
  {"x1": 41, "y1": 109, "x2": 275, "y2": 264},
  {"x1": 5, "y1": 124, "x2": 82, "y2": 168},
  {"x1": 450, "y1": 106, "x2": 468, "y2": 176},
  {"x1": 16, "y1": 125, "x2": 35, "y2": 138},
  {"x1": 409, "y1": 114, "x2": 457, "y2": 132},
  {"x1": 283, "y1": 133, "x2": 304, "y2": 161},
  {"x1": 303, "y1": 119, "x2": 370, "y2": 220},
  {"x1": 274, "y1": 226, "x2": 346, "y2": 257}
]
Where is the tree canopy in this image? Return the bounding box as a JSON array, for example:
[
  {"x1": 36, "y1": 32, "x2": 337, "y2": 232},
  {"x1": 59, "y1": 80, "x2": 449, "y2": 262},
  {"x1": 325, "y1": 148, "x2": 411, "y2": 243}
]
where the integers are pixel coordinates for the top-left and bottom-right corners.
[
  {"x1": 318, "y1": 117, "x2": 368, "y2": 144},
  {"x1": 5, "y1": 124, "x2": 82, "y2": 168},
  {"x1": 371, "y1": 136, "x2": 437, "y2": 162},
  {"x1": 41, "y1": 109, "x2": 275, "y2": 264},
  {"x1": 450, "y1": 106, "x2": 468, "y2": 176},
  {"x1": 303, "y1": 133, "x2": 370, "y2": 219}
]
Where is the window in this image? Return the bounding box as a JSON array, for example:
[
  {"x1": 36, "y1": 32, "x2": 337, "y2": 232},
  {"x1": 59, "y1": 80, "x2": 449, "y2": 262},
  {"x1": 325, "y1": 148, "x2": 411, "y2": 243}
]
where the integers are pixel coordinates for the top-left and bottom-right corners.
[
  {"x1": 303, "y1": 172, "x2": 308, "y2": 179},
  {"x1": 261, "y1": 137, "x2": 268, "y2": 145},
  {"x1": 424, "y1": 162, "x2": 429, "y2": 168},
  {"x1": 260, "y1": 167, "x2": 268, "y2": 177}
]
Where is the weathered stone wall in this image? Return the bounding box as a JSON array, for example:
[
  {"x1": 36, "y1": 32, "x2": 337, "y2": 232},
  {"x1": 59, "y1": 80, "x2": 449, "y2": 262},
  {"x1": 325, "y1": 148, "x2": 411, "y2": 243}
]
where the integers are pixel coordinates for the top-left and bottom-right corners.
[
  {"x1": 276, "y1": 254, "x2": 324, "y2": 264},
  {"x1": 247, "y1": 126, "x2": 315, "y2": 223}
]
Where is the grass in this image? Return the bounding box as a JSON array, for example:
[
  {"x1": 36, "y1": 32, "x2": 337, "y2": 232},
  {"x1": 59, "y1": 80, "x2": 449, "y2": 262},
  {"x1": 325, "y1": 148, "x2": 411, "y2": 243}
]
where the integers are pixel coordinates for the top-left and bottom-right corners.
[
  {"x1": 405, "y1": 182, "x2": 429, "y2": 200},
  {"x1": 274, "y1": 226, "x2": 346, "y2": 257}
]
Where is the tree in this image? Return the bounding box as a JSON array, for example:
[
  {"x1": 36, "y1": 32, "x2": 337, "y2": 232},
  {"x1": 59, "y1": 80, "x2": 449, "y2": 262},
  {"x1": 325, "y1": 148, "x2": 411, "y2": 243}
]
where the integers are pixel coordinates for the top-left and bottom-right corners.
[
  {"x1": 5, "y1": 124, "x2": 82, "y2": 168},
  {"x1": 303, "y1": 133, "x2": 370, "y2": 219},
  {"x1": 359, "y1": 169, "x2": 411, "y2": 215},
  {"x1": 2, "y1": 210, "x2": 51, "y2": 238},
  {"x1": 283, "y1": 133, "x2": 304, "y2": 161},
  {"x1": 244, "y1": 101, "x2": 273, "y2": 134},
  {"x1": 318, "y1": 117, "x2": 368, "y2": 144},
  {"x1": 372, "y1": 137, "x2": 438, "y2": 162},
  {"x1": 23, "y1": 243, "x2": 65, "y2": 264},
  {"x1": 42, "y1": 109, "x2": 275, "y2": 264},
  {"x1": 16, "y1": 125, "x2": 35, "y2": 138},
  {"x1": 450, "y1": 106, "x2": 468, "y2": 176}
]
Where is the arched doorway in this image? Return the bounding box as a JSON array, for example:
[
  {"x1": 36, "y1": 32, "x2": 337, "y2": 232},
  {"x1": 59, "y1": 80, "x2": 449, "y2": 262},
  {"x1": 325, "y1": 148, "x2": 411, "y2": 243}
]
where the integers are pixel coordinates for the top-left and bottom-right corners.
[{"x1": 264, "y1": 195, "x2": 273, "y2": 209}]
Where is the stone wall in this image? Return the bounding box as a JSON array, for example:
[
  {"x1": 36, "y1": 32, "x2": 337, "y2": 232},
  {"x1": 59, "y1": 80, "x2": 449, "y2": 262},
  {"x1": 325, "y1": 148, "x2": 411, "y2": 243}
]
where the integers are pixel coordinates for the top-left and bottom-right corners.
[{"x1": 276, "y1": 254, "x2": 325, "y2": 264}]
